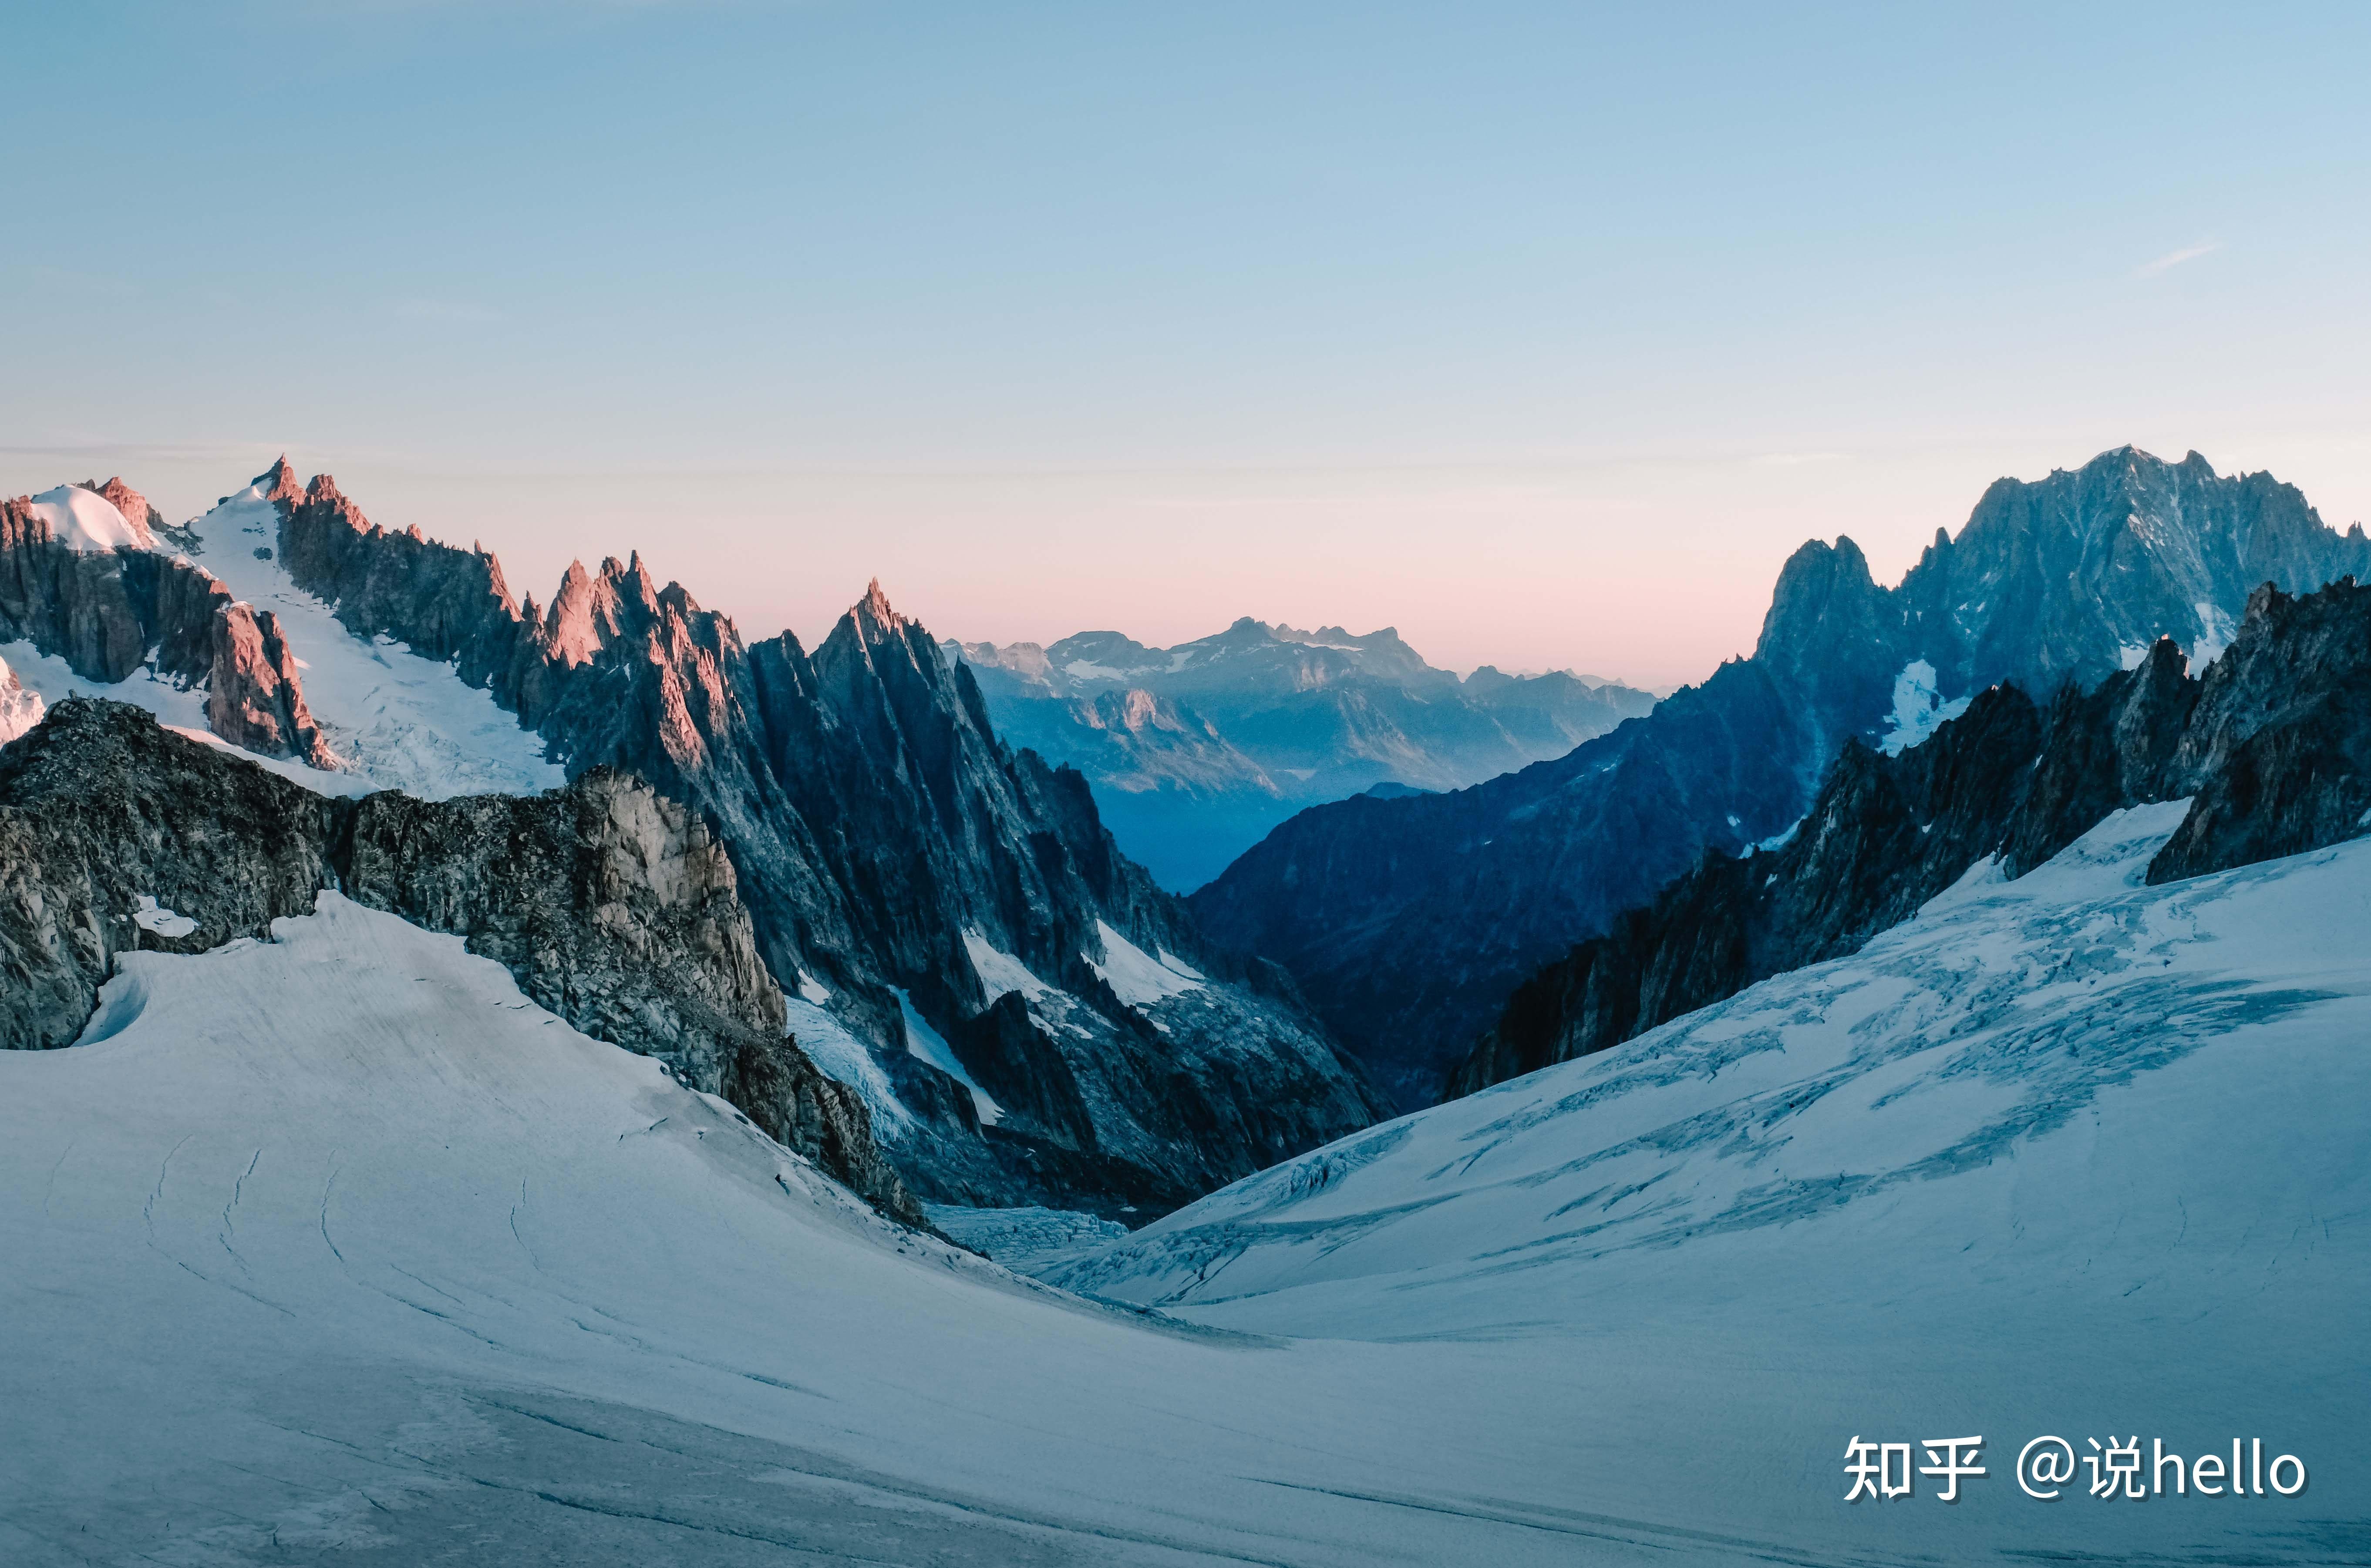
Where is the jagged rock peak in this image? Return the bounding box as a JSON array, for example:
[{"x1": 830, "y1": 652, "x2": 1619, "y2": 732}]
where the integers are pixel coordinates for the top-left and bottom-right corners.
[
  {"x1": 855, "y1": 578, "x2": 905, "y2": 634},
  {"x1": 256, "y1": 455, "x2": 304, "y2": 506}
]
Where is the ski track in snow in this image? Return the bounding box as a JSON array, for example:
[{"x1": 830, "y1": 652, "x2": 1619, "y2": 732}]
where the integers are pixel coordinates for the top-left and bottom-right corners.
[{"x1": 4, "y1": 811, "x2": 2366, "y2": 1561}]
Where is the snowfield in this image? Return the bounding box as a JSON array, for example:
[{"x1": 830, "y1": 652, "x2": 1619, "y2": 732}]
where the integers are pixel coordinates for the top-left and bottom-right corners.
[
  {"x1": 25, "y1": 485, "x2": 146, "y2": 553},
  {"x1": 175, "y1": 484, "x2": 569, "y2": 799},
  {"x1": 6, "y1": 481, "x2": 566, "y2": 802},
  {"x1": 3, "y1": 813, "x2": 2366, "y2": 1563}
]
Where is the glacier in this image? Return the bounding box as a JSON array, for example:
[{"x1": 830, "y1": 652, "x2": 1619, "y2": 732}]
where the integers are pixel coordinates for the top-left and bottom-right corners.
[{"x1": 3, "y1": 754, "x2": 2365, "y2": 1562}]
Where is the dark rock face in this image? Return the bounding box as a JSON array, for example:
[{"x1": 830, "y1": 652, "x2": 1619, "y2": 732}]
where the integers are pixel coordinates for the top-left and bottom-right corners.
[
  {"x1": 1446, "y1": 575, "x2": 2371, "y2": 1097},
  {"x1": 0, "y1": 700, "x2": 920, "y2": 1225},
  {"x1": 0, "y1": 701, "x2": 345, "y2": 1052},
  {"x1": 206, "y1": 602, "x2": 335, "y2": 767},
  {"x1": 1191, "y1": 657, "x2": 1810, "y2": 1108},
  {"x1": 0, "y1": 497, "x2": 151, "y2": 684},
  {"x1": 2148, "y1": 579, "x2": 2371, "y2": 883},
  {"x1": 261, "y1": 476, "x2": 1385, "y2": 1215},
  {"x1": 1196, "y1": 446, "x2": 2371, "y2": 1108},
  {"x1": 76, "y1": 478, "x2": 162, "y2": 545}
]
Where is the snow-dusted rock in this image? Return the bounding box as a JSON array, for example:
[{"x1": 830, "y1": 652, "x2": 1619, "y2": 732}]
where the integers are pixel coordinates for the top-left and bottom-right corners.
[{"x1": 0, "y1": 653, "x2": 40, "y2": 745}]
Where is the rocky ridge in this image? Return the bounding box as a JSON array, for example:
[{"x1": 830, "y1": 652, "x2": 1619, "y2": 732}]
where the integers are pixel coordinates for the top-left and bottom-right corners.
[
  {"x1": 1192, "y1": 446, "x2": 2371, "y2": 1107},
  {"x1": 244, "y1": 463, "x2": 1385, "y2": 1214},
  {"x1": 0, "y1": 699, "x2": 920, "y2": 1223},
  {"x1": 1446, "y1": 574, "x2": 2371, "y2": 1097},
  {"x1": 0, "y1": 484, "x2": 338, "y2": 767}
]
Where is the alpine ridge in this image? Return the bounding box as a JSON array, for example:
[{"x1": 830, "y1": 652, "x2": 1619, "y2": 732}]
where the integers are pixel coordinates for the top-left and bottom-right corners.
[
  {"x1": 1446, "y1": 572, "x2": 2371, "y2": 1096},
  {"x1": 1, "y1": 461, "x2": 1386, "y2": 1221},
  {"x1": 1191, "y1": 446, "x2": 2371, "y2": 1107}
]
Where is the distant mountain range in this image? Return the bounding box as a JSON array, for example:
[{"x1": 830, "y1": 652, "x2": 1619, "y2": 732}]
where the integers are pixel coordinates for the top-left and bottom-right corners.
[
  {"x1": 1190, "y1": 446, "x2": 2371, "y2": 1108},
  {"x1": 949, "y1": 619, "x2": 1658, "y2": 889}
]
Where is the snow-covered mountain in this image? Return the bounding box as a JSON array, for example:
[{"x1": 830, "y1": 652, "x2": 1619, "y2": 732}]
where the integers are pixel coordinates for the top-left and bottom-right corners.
[
  {"x1": 952, "y1": 619, "x2": 1657, "y2": 889},
  {"x1": 1449, "y1": 571, "x2": 2371, "y2": 1097},
  {"x1": 1192, "y1": 446, "x2": 2371, "y2": 1107},
  {"x1": 0, "y1": 463, "x2": 1386, "y2": 1220},
  {"x1": 1049, "y1": 804, "x2": 2371, "y2": 1561},
  {"x1": 8, "y1": 778, "x2": 2356, "y2": 1563}
]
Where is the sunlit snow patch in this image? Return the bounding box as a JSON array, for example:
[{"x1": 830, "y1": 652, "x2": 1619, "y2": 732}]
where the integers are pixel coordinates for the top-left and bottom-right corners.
[
  {"x1": 1085, "y1": 919, "x2": 1202, "y2": 1007},
  {"x1": 26, "y1": 485, "x2": 145, "y2": 553},
  {"x1": 1878, "y1": 657, "x2": 1971, "y2": 755},
  {"x1": 0, "y1": 653, "x2": 44, "y2": 745},
  {"x1": 176, "y1": 484, "x2": 567, "y2": 801},
  {"x1": 780, "y1": 997, "x2": 915, "y2": 1137},
  {"x1": 895, "y1": 989, "x2": 1001, "y2": 1125},
  {"x1": 129, "y1": 895, "x2": 198, "y2": 939},
  {"x1": 1, "y1": 639, "x2": 380, "y2": 797},
  {"x1": 963, "y1": 928, "x2": 1055, "y2": 1003}
]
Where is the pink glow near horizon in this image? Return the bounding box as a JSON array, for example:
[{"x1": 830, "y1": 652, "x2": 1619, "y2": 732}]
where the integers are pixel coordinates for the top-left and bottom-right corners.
[{"x1": 8, "y1": 433, "x2": 2368, "y2": 695}]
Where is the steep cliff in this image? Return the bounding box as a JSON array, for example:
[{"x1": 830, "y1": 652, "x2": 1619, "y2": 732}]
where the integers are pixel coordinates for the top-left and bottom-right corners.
[
  {"x1": 1446, "y1": 572, "x2": 2371, "y2": 1097},
  {"x1": 1196, "y1": 446, "x2": 2371, "y2": 1107}
]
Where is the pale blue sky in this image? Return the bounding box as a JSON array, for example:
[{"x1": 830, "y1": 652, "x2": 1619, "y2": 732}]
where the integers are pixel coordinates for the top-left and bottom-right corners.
[{"x1": 7, "y1": 2, "x2": 2368, "y2": 686}]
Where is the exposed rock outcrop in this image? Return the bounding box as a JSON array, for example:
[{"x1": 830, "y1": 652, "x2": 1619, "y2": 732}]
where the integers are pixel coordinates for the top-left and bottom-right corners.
[
  {"x1": 0, "y1": 700, "x2": 920, "y2": 1224},
  {"x1": 1446, "y1": 575, "x2": 2371, "y2": 1098},
  {"x1": 2148, "y1": 579, "x2": 2371, "y2": 883},
  {"x1": 205, "y1": 602, "x2": 336, "y2": 766},
  {"x1": 0, "y1": 701, "x2": 343, "y2": 1052},
  {"x1": 75, "y1": 479, "x2": 161, "y2": 547}
]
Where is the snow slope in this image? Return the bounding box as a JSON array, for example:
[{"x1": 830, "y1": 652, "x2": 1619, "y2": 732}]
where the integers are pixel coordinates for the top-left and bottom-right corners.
[
  {"x1": 1055, "y1": 806, "x2": 2371, "y2": 1561},
  {"x1": 0, "y1": 652, "x2": 44, "y2": 744},
  {"x1": 7, "y1": 897, "x2": 1754, "y2": 1566},
  {"x1": 171, "y1": 483, "x2": 567, "y2": 799},
  {"x1": 25, "y1": 485, "x2": 145, "y2": 552},
  {"x1": 7, "y1": 830, "x2": 2366, "y2": 1563},
  {"x1": 5, "y1": 480, "x2": 564, "y2": 800}
]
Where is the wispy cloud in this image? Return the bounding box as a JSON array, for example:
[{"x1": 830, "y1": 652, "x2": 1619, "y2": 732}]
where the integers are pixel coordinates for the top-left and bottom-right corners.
[
  {"x1": 2137, "y1": 241, "x2": 2221, "y2": 279},
  {"x1": 1751, "y1": 451, "x2": 1852, "y2": 468},
  {"x1": 394, "y1": 298, "x2": 508, "y2": 324}
]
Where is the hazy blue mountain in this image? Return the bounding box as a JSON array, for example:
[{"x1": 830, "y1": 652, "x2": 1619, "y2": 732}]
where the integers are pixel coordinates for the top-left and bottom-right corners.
[{"x1": 949, "y1": 619, "x2": 1657, "y2": 889}]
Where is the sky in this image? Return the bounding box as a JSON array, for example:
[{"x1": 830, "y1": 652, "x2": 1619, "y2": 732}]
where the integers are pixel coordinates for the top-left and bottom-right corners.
[{"x1": 5, "y1": 2, "x2": 2369, "y2": 690}]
